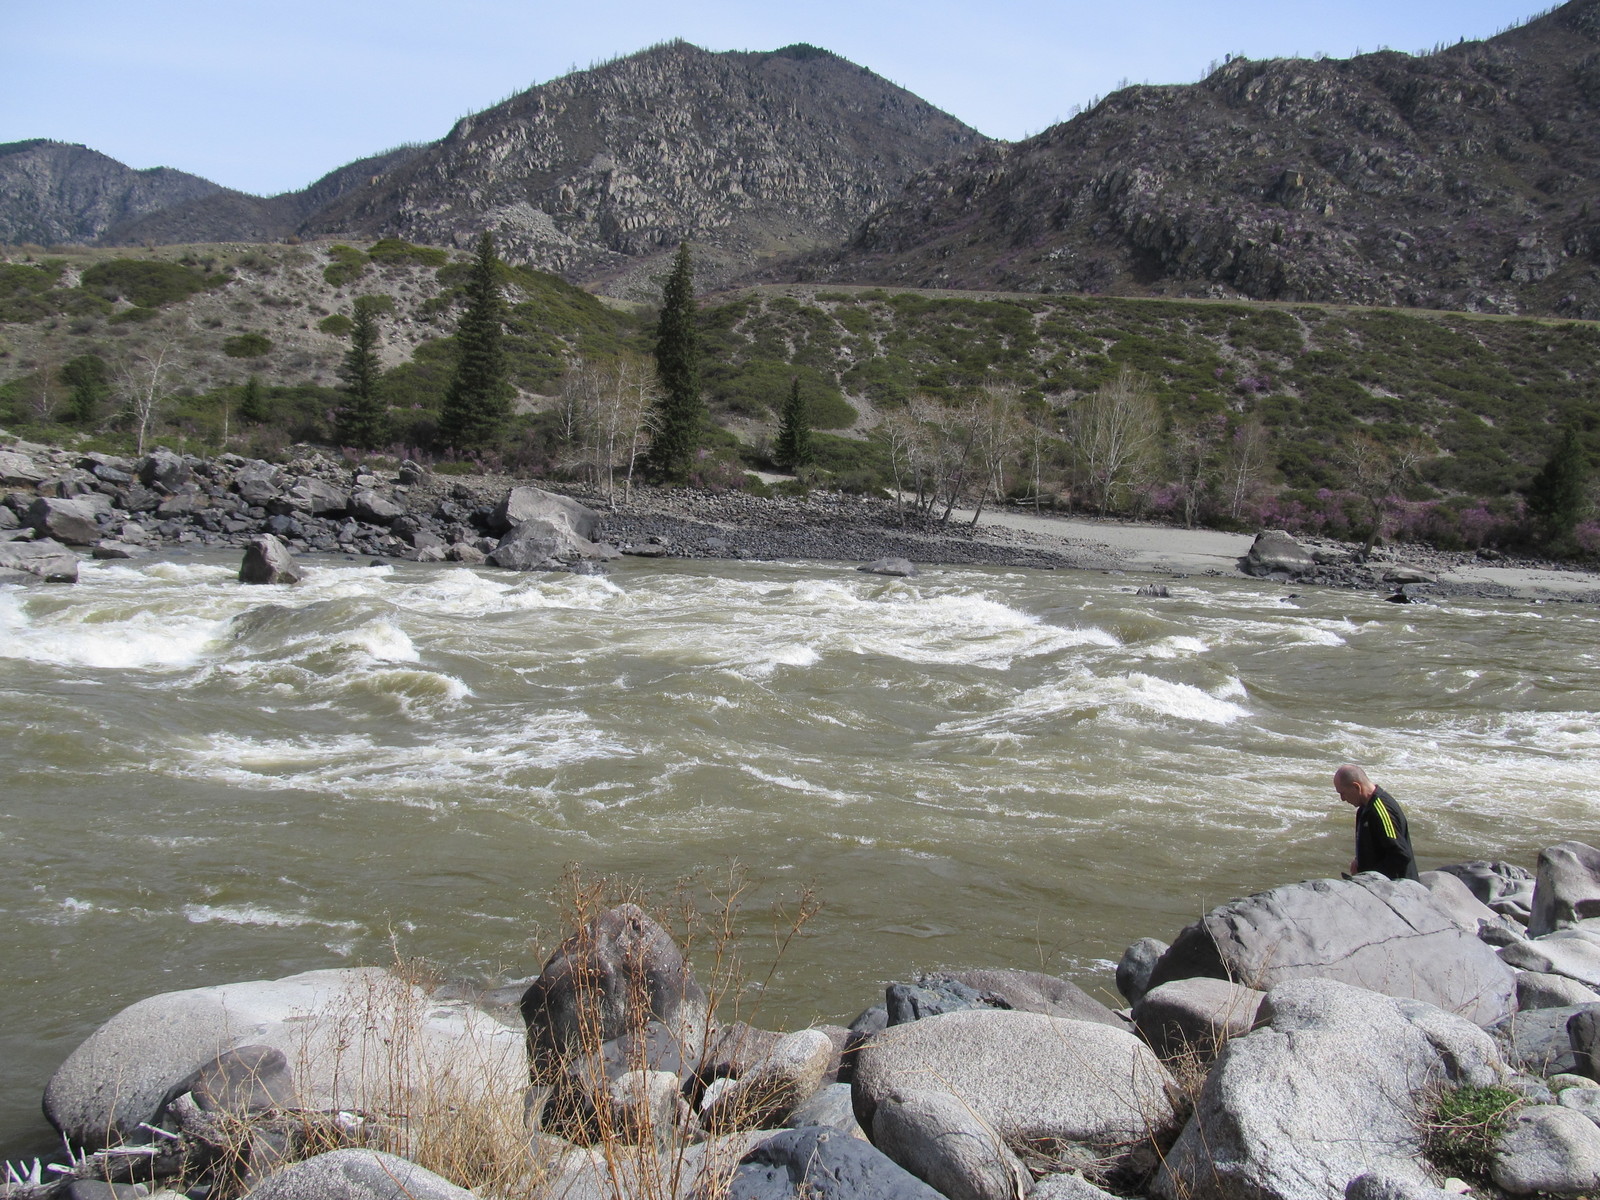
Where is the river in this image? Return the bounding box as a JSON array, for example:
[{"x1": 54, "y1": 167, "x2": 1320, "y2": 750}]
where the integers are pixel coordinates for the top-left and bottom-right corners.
[{"x1": 2, "y1": 551, "x2": 1597, "y2": 1157}]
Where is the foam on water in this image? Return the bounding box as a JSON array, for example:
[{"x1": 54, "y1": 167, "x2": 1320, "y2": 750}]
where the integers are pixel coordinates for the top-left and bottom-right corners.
[
  {"x1": 934, "y1": 667, "x2": 1251, "y2": 736},
  {"x1": 182, "y1": 904, "x2": 363, "y2": 932},
  {"x1": 0, "y1": 589, "x2": 226, "y2": 671}
]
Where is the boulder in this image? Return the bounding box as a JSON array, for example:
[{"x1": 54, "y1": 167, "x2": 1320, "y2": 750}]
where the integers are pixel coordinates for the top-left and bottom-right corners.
[
  {"x1": 1491, "y1": 1104, "x2": 1600, "y2": 1195},
  {"x1": 1519, "y1": 972, "x2": 1600, "y2": 1011},
  {"x1": 490, "y1": 486, "x2": 600, "y2": 540},
  {"x1": 1028, "y1": 1175, "x2": 1124, "y2": 1199},
  {"x1": 935, "y1": 969, "x2": 1125, "y2": 1029},
  {"x1": 1146, "y1": 874, "x2": 1517, "y2": 1026},
  {"x1": 1530, "y1": 843, "x2": 1600, "y2": 938},
  {"x1": 723, "y1": 1125, "x2": 945, "y2": 1200},
  {"x1": 1419, "y1": 870, "x2": 1501, "y2": 932},
  {"x1": 853, "y1": 1009, "x2": 1182, "y2": 1185},
  {"x1": 28, "y1": 496, "x2": 101, "y2": 545},
  {"x1": 0, "y1": 538, "x2": 79, "y2": 582},
  {"x1": 703, "y1": 1029, "x2": 833, "y2": 1131},
  {"x1": 233, "y1": 463, "x2": 284, "y2": 506},
  {"x1": 348, "y1": 489, "x2": 405, "y2": 526},
  {"x1": 1382, "y1": 564, "x2": 1437, "y2": 585},
  {"x1": 1437, "y1": 860, "x2": 1536, "y2": 924},
  {"x1": 488, "y1": 517, "x2": 598, "y2": 571},
  {"x1": 699, "y1": 1022, "x2": 785, "y2": 1083},
  {"x1": 1344, "y1": 1173, "x2": 1466, "y2": 1199},
  {"x1": 858, "y1": 558, "x2": 918, "y2": 577},
  {"x1": 0, "y1": 449, "x2": 45, "y2": 486},
  {"x1": 1116, "y1": 937, "x2": 1168, "y2": 1006},
  {"x1": 521, "y1": 904, "x2": 709, "y2": 1081},
  {"x1": 239, "y1": 534, "x2": 302, "y2": 585},
  {"x1": 445, "y1": 542, "x2": 485, "y2": 564},
  {"x1": 276, "y1": 479, "x2": 349, "y2": 517},
  {"x1": 91, "y1": 541, "x2": 144, "y2": 560},
  {"x1": 1500, "y1": 930, "x2": 1600, "y2": 989},
  {"x1": 1153, "y1": 979, "x2": 1506, "y2": 1200},
  {"x1": 1559, "y1": 1086, "x2": 1600, "y2": 1123},
  {"x1": 239, "y1": 1149, "x2": 475, "y2": 1200},
  {"x1": 44, "y1": 967, "x2": 524, "y2": 1150},
  {"x1": 1572, "y1": 1007, "x2": 1600, "y2": 1079},
  {"x1": 139, "y1": 450, "x2": 191, "y2": 491},
  {"x1": 787, "y1": 1083, "x2": 864, "y2": 1137},
  {"x1": 171, "y1": 1044, "x2": 295, "y2": 1117},
  {"x1": 1490, "y1": 1004, "x2": 1594, "y2": 1076},
  {"x1": 872, "y1": 1088, "x2": 1029, "y2": 1200},
  {"x1": 1240, "y1": 530, "x2": 1315, "y2": 578},
  {"x1": 1132, "y1": 978, "x2": 1265, "y2": 1059}
]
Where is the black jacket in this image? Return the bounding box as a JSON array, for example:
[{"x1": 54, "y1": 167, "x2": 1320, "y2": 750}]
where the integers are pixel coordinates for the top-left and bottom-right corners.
[{"x1": 1355, "y1": 786, "x2": 1419, "y2": 881}]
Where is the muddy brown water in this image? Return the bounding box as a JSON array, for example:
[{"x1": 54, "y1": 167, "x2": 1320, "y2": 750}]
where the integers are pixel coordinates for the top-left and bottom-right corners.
[{"x1": 3, "y1": 551, "x2": 1597, "y2": 1158}]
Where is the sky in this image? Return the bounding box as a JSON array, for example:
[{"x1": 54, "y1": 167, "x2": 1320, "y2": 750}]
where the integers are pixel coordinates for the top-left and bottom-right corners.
[{"x1": 5, "y1": 0, "x2": 1549, "y2": 198}]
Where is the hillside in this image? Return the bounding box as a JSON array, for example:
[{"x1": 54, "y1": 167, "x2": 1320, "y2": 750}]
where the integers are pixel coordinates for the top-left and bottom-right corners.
[
  {"x1": 5, "y1": 43, "x2": 985, "y2": 303},
  {"x1": 778, "y1": 0, "x2": 1600, "y2": 318},
  {"x1": 0, "y1": 141, "x2": 225, "y2": 246}
]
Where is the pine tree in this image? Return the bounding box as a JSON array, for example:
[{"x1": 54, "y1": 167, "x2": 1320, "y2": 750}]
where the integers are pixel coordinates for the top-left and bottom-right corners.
[
  {"x1": 774, "y1": 375, "x2": 813, "y2": 470},
  {"x1": 335, "y1": 296, "x2": 387, "y2": 448},
  {"x1": 438, "y1": 231, "x2": 511, "y2": 452},
  {"x1": 239, "y1": 374, "x2": 269, "y2": 424},
  {"x1": 60, "y1": 354, "x2": 109, "y2": 425},
  {"x1": 1526, "y1": 427, "x2": 1590, "y2": 550},
  {"x1": 643, "y1": 241, "x2": 704, "y2": 485}
]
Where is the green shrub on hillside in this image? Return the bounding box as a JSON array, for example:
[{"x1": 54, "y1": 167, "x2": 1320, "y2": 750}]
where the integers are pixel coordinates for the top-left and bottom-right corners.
[
  {"x1": 222, "y1": 332, "x2": 273, "y2": 359},
  {"x1": 323, "y1": 244, "x2": 369, "y2": 287},
  {"x1": 81, "y1": 259, "x2": 216, "y2": 308},
  {"x1": 318, "y1": 314, "x2": 354, "y2": 337},
  {"x1": 366, "y1": 238, "x2": 449, "y2": 268}
]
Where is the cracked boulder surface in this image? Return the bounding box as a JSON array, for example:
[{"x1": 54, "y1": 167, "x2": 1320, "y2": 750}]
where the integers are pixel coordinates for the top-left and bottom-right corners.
[{"x1": 1144, "y1": 874, "x2": 1516, "y2": 1026}]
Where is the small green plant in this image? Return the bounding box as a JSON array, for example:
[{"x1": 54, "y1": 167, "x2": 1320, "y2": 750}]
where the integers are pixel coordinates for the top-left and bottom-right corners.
[{"x1": 1420, "y1": 1083, "x2": 1522, "y2": 1179}]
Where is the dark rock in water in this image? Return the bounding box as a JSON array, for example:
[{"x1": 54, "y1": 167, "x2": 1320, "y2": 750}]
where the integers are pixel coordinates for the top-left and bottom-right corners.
[
  {"x1": 237, "y1": 1148, "x2": 475, "y2": 1200},
  {"x1": 0, "y1": 537, "x2": 79, "y2": 582},
  {"x1": 1136, "y1": 583, "x2": 1171, "y2": 597},
  {"x1": 491, "y1": 485, "x2": 600, "y2": 540},
  {"x1": 1146, "y1": 873, "x2": 1516, "y2": 1026},
  {"x1": 1239, "y1": 529, "x2": 1315, "y2": 579},
  {"x1": 28, "y1": 496, "x2": 100, "y2": 545},
  {"x1": 167, "y1": 1045, "x2": 294, "y2": 1118},
  {"x1": 724, "y1": 1125, "x2": 945, "y2": 1200},
  {"x1": 521, "y1": 903, "x2": 709, "y2": 1079},
  {"x1": 1384, "y1": 589, "x2": 1413, "y2": 604},
  {"x1": 1117, "y1": 937, "x2": 1169, "y2": 1006},
  {"x1": 1530, "y1": 842, "x2": 1600, "y2": 937},
  {"x1": 239, "y1": 534, "x2": 302, "y2": 585},
  {"x1": 858, "y1": 557, "x2": 918, "y2": 577}
]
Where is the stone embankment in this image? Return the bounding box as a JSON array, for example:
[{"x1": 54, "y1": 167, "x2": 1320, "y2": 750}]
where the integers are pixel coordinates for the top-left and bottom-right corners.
[{"x1": 14, "y1": 843, "x2": 1600, "y2": 1200}]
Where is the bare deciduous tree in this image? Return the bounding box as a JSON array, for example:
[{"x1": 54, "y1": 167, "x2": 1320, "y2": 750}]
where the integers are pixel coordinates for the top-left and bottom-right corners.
[
  {"x1": 558, "y1": 356, "x2": 659, "y2": 503},
  {"x1": 1222, "y1": 416, "x2": 1271, "y2": 521},
  {"x1": 117, "y1": 340, "x2": 179, "y2": 455},
  {"x1": 1342, "y1": 433, "x2": 1433, "y2": 555},
  {"x1": 1070, "y1": 367, "x2": 1161, "y2": 514},
  {"x1": 1169, "y1": 414, "x2": 1227, "y2": 529}
]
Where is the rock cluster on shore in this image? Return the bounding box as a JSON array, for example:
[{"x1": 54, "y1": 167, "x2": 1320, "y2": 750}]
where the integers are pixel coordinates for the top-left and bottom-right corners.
[{"x1": 15, "y1": 842, "x2": 1600, "y2": 1200}]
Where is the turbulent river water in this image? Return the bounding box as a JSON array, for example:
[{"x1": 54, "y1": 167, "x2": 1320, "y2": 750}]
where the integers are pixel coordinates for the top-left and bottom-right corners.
[{"x1": 3, "y1": 550, "x2": 1599, "y2": 1156}]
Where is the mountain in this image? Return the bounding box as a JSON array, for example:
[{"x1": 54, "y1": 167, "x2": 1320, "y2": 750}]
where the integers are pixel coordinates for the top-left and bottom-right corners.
[
  {"x1": 4, "y1": 42, "x2": 985, "y2": 300},
  {"x1": 778, "y1": 0, "x2": 1600, "y2": 318},
  {"x1": 296, "y1": 41, "x2": 986, "y2": 295},
  {"x1": 0, "y1": 140, "x2": 225, "y2": 245}
]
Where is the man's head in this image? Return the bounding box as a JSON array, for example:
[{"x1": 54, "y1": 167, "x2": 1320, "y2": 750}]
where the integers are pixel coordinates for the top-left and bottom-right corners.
[{"x1": 1334, "y1": 763, "x2": 1376, "y2": 808}]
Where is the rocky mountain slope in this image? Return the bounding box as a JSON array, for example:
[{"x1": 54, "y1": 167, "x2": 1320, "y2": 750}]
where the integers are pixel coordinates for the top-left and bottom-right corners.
[
  {"x1": 779, "y1": 0, "x2": 1600, "y2": 318},
  {"x1": 0, "y1": 141, "x2": 225, "y2": 246},
  {"x1": 5, "y1": 43, "x2": 985, "y2": 301}
]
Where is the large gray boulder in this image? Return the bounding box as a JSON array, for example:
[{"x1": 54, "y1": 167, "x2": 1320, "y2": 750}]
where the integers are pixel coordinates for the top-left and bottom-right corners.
[
  {"x1": 1500, "y1": 929, "x2": 1600, "y2": 989},
  {"x1": 232, "y1": 462, "x2": 284, "y2": 506},
  {"x1": 491, "y1": 486, "x2": 600, "y2": 540},
  {"x1": 1419, "y1": 869, "x2": 1501, "y2": 932},
  {"x1": 520, "y1": 904, "x2": 709, "y2": 1081},
  {"x1": 239, "y1": 534, "x2": 302, "y2": 585},
  {"x1": 277, "y1": 478, "x2": 349, "y2": 517},
  {"x1": 1146, "y1": 874, "x2": 1517, "y2": 1026},
  {"x1": 1530, "y1": 843, "x2": 1600, "y2": 938},
  {"x1": 241, "y1": 1149, "x2": 474, "y2": 1200},
  {"x1": 1153, "y1": 979, "x2": 1506, "y2": 1200},
  {"x1": 0, "y1": 449, "x2": 46, "y2": 486},
  {"x1": 1571, "y1": 1007, "x2": 1600, "y2": 1079},
  {"x1": 1240, "y1": 530, "x2": 1316, "y2": 578},
  {"x1": 1437, "y1": 860, "x2": 1536, "y2": 924},
  {"x1": 872, "y1": 1088, "x2": 1029, "y2": 1200},
  {"x1": 488, "y1": 517, "x2": 606, "y2": 571},
  {"x1": 858, "y1": 558, "x2": 918, "y2": 578},
  {"x1": 139, "y1": 450, "x2": 191, "y2": 491},
  {"x1": 1519, "y1": 971, "x2": 1600, "y2": 1011},
  {"x1": 853, "y1": 1009, "x2": 1182, "y2": 1187},
  {"x1": 935, "y1": 968, "x2": 1125, "y2": 1029},
  {"x1": 1132, "y1": 978, "x2": 1265, "y2": 1059},
  {"x1": 28, "y1": 496, "x2": 101, "y2": 545},
  {"x1": 347, "y1": 489, "x2": 405, "y2": 526},
  {"x1": 0, "y1": 537, "x2": 79, "y2": 582},
  {"x1": 723, "y1": 1125, "x2": 946, "y2": 1200},
  {"x1": 702, "y1": 1029, "x2": 834, "y2": 1131},
  {"x1": 1344, "y1": 1173, "x2": 1465, "y2": 1200},
  {"x1": 44, "y1": 967, "x2": 524, "y2": 1149},
  {"x1": 1491, "y1": 1104, "x2": 1600, "y2": 1195},
  {"x1": 1490, "y1": 1004, "x2": 1595, "y2": 1077},
  {"x1": 1029, "y1": 1175, "x2": 1124, "y2": 1199}
]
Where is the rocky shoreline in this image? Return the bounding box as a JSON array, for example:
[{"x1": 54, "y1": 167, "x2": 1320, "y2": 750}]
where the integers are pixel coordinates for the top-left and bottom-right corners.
[
  {"x1": 12, "y1": 844, "x2": 1600, "y2": 1200},
  {"x1": 2, "y1": 438, "x2": 1597, "y2": 602}
]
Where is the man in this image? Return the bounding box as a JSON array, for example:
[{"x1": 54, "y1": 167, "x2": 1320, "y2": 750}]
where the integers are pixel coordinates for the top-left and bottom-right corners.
[{"x1": 1334, "y1": 763, "x2": 1419, "y2": 881}]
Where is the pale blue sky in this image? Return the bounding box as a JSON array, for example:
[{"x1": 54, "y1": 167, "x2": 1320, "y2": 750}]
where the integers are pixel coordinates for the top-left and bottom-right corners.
[{"x1": 5, "y1": 0, "x2": 1546, "y2": 197}]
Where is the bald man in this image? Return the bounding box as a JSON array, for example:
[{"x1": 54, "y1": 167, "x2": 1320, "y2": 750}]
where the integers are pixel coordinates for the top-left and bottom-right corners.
[{"x1": 1335, "y1": 764, "x2": 1419, "y2": 881}]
